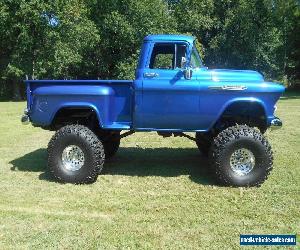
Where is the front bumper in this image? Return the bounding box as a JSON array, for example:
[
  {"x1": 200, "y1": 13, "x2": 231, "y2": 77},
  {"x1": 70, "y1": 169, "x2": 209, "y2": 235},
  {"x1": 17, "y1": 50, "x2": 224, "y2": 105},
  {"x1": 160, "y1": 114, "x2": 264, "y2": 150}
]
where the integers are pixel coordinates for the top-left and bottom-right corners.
[
  {"x1": 21, "y1": 108, "x2": 30, "y2": 125},
  {"x1": 270, "y1": 117, "x2": 282, "y2": 130}
]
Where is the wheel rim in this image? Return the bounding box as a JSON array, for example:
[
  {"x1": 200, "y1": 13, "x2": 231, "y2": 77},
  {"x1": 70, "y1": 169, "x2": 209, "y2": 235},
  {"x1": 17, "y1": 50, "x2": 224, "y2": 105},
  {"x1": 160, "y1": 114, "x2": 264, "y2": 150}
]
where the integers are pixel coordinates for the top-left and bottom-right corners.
[
  {"x1": 61, "y1": 145, "x2": 85, "y2": 171},
  {"x1": 230, "y1": 148, "x2": 255, "y2": 176}
]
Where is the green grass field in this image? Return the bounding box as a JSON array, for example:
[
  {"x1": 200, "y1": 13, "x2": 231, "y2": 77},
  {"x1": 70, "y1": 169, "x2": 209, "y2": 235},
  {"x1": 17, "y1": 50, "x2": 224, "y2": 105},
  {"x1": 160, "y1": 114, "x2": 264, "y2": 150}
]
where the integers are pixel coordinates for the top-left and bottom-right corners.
[{"x1": 0, "y1": 93, "x2": 299, "y2": 249}]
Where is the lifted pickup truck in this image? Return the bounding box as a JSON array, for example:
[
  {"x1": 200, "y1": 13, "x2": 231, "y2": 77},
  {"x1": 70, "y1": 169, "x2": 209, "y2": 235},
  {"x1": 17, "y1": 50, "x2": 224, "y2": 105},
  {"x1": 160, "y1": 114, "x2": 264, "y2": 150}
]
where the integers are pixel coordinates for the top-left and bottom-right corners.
[{"x1": 22, "y1": 34, "x2": 284, "y2": 187}]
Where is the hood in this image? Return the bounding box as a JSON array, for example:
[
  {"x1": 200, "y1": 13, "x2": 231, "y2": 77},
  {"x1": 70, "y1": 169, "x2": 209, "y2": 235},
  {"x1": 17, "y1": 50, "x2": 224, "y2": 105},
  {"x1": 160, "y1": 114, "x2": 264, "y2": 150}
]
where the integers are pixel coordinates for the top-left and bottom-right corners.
[{"x1": 209, "y1": 69, "x2": 264, "y2": 82}]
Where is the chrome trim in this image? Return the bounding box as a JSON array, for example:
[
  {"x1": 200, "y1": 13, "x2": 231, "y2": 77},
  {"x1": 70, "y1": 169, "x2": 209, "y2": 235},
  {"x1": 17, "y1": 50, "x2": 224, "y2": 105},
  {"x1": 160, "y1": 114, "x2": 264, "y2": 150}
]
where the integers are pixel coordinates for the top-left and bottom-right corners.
[
  {"x1": 61, "y1": 145, "x2": 85, "y2": 171},
  {"x1": 230, "y1": 148, "x2": 255, "y2": 176},
  {"x1": 270, "y1": 117, "x2": 282, "y2": 130},
  {"x1": 208, "y1": 85, "x2": 247, "y2": 91},
  {"x1": 144, "y1": 72, "x2": 159, "y2": 78}
]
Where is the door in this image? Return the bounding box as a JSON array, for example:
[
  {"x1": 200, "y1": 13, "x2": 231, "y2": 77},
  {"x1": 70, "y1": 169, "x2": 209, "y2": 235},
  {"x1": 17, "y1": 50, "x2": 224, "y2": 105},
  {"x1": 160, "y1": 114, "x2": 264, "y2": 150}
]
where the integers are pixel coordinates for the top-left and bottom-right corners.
[{"x1": 135, "y1": 42, "x2": 201, "y2": 130}]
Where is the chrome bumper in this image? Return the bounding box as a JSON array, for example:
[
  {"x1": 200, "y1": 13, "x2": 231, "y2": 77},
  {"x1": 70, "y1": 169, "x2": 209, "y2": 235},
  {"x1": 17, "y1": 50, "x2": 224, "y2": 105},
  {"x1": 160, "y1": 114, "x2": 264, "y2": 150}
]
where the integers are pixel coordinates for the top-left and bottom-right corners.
[
  {"x1": 21, "y1": 108, "x2": 30, "y2": 125},
  {"x1": 270, "y1": 117, "x2": 282, "y2": 130}
]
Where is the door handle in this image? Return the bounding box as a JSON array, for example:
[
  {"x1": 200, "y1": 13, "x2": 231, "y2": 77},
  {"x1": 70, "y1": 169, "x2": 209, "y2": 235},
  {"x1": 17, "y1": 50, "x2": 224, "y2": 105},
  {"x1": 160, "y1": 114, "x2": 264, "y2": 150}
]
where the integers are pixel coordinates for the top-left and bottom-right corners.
[{"x1": 144, "y1": 72, "x2": 159, "y2": 78}]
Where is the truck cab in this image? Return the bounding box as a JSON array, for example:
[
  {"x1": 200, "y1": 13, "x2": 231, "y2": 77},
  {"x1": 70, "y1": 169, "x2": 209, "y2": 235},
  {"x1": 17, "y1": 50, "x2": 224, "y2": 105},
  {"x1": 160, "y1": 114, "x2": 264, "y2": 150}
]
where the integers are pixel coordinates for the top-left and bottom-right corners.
[{"x1": 134, "y1": 35, "x2": 203, "y2": 130}]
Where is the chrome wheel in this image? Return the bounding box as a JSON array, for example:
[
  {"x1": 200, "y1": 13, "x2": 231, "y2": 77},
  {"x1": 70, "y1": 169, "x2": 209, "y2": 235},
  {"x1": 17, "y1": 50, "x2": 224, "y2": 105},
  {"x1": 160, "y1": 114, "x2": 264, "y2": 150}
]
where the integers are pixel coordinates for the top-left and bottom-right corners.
[
  {"x1": 61, "y1": 145, "x2": 85, "y2": 171},
  {"x1": 230, "y1": 148, "x2": 255, "y2": 176}
]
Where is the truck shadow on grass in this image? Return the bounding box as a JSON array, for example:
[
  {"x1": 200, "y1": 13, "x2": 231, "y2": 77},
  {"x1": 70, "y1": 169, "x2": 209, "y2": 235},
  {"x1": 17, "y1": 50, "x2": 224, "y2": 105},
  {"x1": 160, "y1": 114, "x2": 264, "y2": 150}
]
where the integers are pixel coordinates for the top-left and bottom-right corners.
[{"x1": 9, "y1": 147, "x2": 216, "y2": 185}]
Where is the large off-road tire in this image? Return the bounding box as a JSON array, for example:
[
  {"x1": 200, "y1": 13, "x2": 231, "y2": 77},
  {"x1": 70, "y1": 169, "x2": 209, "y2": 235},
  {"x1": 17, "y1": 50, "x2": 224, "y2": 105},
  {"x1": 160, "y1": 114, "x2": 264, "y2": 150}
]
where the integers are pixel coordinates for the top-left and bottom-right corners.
[
  {"x1": 209, "y1": 125, "x2": 273, "y2": 187},
  {"x1": 47, "y1": 124, "x2": 105, "y2": 184},
  {"x1": 95, "y1": 130, "x2": 120, "y2": 159},
  {"x1": 195, "y1": 132, "x2": 213, "y2": 156}
]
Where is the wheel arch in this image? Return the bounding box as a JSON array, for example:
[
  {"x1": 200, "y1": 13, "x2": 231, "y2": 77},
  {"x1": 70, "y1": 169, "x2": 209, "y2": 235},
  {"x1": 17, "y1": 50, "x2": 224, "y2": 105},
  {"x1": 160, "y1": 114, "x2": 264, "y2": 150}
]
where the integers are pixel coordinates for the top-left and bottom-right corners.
[
  {"x1": 50, "y1": 103, "x2": 103, "y2": 130},
  {"x1": 212, "y1": 98, "x2": 268, "y2": 132}
]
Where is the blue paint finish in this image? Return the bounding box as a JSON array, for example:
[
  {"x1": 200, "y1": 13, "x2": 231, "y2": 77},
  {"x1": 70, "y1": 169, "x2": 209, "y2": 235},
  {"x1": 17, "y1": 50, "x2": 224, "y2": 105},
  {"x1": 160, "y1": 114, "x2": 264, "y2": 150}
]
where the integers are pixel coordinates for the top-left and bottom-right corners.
[
  {"x1": 25, "y1": 34, "x2": 285, "y2": 132},
  {"x1": 135, "y1": 68, "x2": 201, "y2": 129},
  {"x1": 144, "y1": 34, "x2": 195, "y2": 44},
  {"x1": 28, "y1": 80, "x2": 133, "y2": 128}
]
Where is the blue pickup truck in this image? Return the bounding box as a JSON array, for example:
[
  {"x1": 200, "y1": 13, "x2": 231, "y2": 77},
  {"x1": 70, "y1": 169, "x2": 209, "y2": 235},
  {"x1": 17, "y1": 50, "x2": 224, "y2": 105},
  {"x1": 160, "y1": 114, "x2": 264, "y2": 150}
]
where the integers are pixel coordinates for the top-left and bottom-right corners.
[{"x1": 22, "y1": 34, "x2": 284, "y2": 187}]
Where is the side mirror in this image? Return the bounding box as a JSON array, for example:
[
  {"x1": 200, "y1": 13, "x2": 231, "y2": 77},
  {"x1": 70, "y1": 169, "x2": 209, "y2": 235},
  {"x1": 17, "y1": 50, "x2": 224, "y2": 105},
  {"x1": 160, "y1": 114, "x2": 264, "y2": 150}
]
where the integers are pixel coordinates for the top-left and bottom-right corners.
[{"x1": 184, "y1": 68, "x2": 192, "y2": 80}]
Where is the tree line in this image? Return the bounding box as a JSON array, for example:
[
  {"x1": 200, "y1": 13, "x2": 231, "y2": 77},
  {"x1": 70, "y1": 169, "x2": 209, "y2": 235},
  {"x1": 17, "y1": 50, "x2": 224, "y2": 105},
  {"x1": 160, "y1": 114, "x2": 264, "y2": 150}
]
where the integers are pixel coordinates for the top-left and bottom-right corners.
[{"x1": 0, "y1": 0, "x2": 299, "y2": 100}]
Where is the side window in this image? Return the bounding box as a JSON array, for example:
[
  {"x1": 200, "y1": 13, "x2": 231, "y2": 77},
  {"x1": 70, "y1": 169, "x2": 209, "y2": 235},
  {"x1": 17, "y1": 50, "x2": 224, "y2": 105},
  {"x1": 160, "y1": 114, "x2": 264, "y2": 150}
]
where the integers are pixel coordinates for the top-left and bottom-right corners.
[
  {"x1": 149, "y1": 44, "x2": 174, "y2": 69},
  {"x1": 153, "y1": 53, "x2": 173, "y2": 69},
  {"x1": 149, "y1": 43, "x2": 187, "y2": 70}
]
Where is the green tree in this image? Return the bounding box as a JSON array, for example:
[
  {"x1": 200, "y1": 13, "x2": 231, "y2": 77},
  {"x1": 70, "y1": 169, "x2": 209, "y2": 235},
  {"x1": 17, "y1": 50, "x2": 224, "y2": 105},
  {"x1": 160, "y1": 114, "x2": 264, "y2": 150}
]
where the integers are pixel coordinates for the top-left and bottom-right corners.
[
  {"x1": 0, "y1": 0, "x2": 299, "y2": 99},
  {"x1": 273, "y1": 0, "x2": 300, "y2": 85},
  {"x1": 172, "y1": 0, "x2": 215, "y2": 59},
  {"x1": 173, "y1": 0, "x2": 295, "y2": 82},
  {"x1": 89, "y1": 0, "x2": 176, "y2": 79},
  {"x1": 0, "y1": 0, "x2": 100, "y2": 99}
]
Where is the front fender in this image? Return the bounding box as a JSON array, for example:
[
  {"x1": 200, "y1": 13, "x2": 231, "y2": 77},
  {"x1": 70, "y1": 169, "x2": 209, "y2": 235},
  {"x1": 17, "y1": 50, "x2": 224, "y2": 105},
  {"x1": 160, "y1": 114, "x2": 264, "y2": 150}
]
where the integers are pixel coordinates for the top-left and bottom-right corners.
[{"x1": 206, "y1": 97, "x2": 267, "y2": 131}]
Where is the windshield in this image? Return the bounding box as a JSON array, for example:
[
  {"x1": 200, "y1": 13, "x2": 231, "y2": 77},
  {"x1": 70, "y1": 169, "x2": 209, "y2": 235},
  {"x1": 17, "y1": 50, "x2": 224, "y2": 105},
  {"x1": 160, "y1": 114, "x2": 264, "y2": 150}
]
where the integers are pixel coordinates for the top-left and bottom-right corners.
[{"x1": 190, "y1": 45, "x2": 203, "y2": 68}]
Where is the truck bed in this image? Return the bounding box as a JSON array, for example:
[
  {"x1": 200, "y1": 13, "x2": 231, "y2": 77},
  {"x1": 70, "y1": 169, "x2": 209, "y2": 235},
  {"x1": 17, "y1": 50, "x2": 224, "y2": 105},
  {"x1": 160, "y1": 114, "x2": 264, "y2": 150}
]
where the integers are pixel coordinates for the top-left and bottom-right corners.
[{"x1": 26, "y1": 80, "x2": 134, "y2": 129}]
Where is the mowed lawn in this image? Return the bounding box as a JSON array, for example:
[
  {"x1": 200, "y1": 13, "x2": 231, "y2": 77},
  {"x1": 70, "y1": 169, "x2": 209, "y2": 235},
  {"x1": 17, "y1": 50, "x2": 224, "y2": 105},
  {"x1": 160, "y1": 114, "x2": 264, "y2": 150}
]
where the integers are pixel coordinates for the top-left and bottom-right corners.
[{"x1": 0, "y1": 93, "x2": 299, "y2": 249}]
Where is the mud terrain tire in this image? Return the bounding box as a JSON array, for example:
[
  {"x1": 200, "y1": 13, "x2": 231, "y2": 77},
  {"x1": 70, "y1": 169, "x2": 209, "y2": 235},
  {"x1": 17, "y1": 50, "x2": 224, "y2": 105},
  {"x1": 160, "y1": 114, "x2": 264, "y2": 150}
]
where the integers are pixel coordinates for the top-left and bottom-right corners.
[
  {"x1": 48, "y1": 125, "x2": 105, "y2": 184},
  {"x1": 209, "y1": 125, "x2": 273, "y2": 187}
]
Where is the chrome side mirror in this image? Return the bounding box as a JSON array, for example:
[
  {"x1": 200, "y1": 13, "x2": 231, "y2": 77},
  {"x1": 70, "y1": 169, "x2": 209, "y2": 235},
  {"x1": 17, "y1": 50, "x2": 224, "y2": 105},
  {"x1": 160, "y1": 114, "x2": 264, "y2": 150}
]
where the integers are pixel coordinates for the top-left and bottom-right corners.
[{"x1": 184, "y1": 68, "x2": 192, "y2": 80}]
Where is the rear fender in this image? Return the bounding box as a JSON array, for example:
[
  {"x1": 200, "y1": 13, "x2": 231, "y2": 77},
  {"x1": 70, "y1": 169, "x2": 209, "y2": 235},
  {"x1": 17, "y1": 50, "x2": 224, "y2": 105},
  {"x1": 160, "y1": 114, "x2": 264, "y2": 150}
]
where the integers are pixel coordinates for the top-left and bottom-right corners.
[{"x1": 30, "y1": 85, "x2": 115, "y2": 127}]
